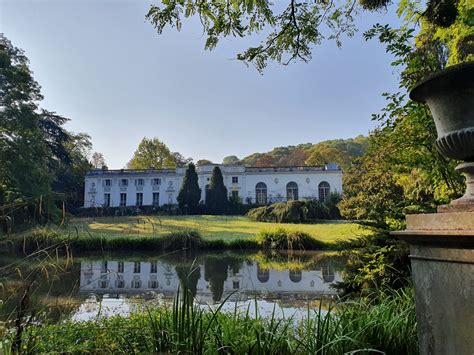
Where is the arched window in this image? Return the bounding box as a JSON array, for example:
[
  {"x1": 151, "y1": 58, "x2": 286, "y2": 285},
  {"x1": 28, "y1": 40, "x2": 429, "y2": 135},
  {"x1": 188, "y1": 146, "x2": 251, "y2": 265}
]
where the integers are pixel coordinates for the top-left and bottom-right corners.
[
  {"x1": 286, "y1": 182, "x2": 298, "y2": 201},
  {"x1": 289, "y1": 269, "x2": 302, "y2": 283},
  {"x1": 318, "y1": 182, "x2": 330, "y2": 202},
  {"x1": 255, "y1": 182, "x2": 267, "y2": 204},
  {"x1": 322, "y1": 265, "x2": 335, "y2": 283},
  {"x1": 257, "y1": 264, "x2": 270, "y2": 283}
]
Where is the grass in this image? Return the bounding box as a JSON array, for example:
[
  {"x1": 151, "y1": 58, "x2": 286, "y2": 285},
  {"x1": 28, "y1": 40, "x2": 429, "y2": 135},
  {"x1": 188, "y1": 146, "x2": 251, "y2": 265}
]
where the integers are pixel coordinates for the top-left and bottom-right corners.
[
  {"x1": 1, "y1": 286, "x2": 417, "y2": 354},
  {"x1": 70, "y1": 215, "x2": 370, "y2": 243}
]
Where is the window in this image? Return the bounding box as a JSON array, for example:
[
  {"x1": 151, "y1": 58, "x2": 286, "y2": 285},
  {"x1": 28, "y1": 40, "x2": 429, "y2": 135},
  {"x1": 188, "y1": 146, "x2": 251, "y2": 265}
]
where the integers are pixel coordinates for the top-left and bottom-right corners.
[
  {"x1": 233, "y1": 281, "x2": 240, "y2": 289},
  {"x1": 149, "y1": 280, "x2": 158, "y2": 289},
  {"x1": 257, "y1": 265, "x2": 270, "y2": 283},
  {"x1": 232, "y1": 176, "x2": 238, "y2": 184},
  {"x1": 152, "y1": 178, "x2": 161, "y2": 185},
  {"x1": 136, "y1": 193, "x2": 143, "y2": 206},
  {"x1": 99, "y1": 277, "x2": 108, "y2": 289},
  {"x1": 117, "y1": 261, "x2": 124, "y2": 273},
  {"x1": 132, "y1": 278, "x2": 141, "y2": 289},
  {"x1": 286, "y1": 182, "x2": 298, "y2": 201},
  {"x1": 120, "y1": 179, "x2": 128, "y2": 187},
  {"x1": 120, "y1": 193, "x2": 127, "y2": 207},
  {"x1": 134, "y1": 262, "x2": 141, "y2": 273},
  {"x1": 101, "y1": 261, "x2": 108, "y2": 274},
  {"x1": 255, "y1": 182, "x2": 267, "y2": 204},
  {"x1": 318, "y1": 182, "x2": 331, "y2": 202},
  {"x1": 104, "y1": 179, "x2": 111, "y2": 186},
  {"x1": 231, "y1": 190, "x2": 239, "y2": 199},
  {"x1": 116, "y1": 278, "x2": 125, "y2": 288},
  {"x1": 103, "y1": 193, "x2": 110, "y2": 207},
  {"x1": 289, "y1": 269, "x2": 302, "y2": 283},
  {"x1": 135, "y1": 178, "x2": 144, "y2": 186},
  {"x1": 150, "y1": 261, "x2": 157, "y2": 273},
  {"x1": 153, "y1": 193, "x2": 160, "y2": 206}
]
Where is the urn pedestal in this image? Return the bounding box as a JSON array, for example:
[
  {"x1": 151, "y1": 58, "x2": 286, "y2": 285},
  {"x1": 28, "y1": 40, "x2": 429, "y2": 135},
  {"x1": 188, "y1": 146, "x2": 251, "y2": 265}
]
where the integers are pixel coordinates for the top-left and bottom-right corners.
[{"x1": 392, "y1": 213, "x2": 474, "y2": 354}]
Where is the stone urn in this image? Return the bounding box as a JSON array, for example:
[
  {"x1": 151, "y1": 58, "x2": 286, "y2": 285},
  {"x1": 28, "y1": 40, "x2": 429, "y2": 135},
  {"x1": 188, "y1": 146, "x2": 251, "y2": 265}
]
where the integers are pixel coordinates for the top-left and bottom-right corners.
[
  {"x1": 410, "y1": 61, "x2": 474, "y2": 211},
  {"x1": 393, "y1": 61, "x2": 474, "y2": 355}
]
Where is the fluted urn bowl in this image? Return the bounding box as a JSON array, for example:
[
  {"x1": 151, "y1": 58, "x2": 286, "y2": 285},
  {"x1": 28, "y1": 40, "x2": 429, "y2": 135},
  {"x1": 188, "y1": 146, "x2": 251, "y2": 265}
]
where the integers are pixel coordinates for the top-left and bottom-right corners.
[
  {"x1": 411, "y1": 61, "x2": 474, "y2": 211},
  {"x1": 410, "y1": 61, "x2": 474, "y2": 161}
]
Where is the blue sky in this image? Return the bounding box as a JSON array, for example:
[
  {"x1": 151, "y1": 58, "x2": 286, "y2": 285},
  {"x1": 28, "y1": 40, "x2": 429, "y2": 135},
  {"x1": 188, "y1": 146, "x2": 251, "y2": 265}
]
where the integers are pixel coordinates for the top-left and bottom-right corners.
[{"x1": 1, "y1": 0, "x2": 402, "y2": 168}]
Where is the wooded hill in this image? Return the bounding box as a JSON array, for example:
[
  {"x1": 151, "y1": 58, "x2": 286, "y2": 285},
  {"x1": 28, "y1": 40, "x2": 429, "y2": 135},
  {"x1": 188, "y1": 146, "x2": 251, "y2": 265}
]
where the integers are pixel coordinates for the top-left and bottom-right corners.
[{"x1": 222, "y1": 136, "x2": 369, "y2": 170}]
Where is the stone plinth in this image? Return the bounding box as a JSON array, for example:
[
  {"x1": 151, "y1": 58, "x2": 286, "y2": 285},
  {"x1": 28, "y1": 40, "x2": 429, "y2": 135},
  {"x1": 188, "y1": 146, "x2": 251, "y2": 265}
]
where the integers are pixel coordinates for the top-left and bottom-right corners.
[{"x1": 392, "y1": 212, "x2": 474, "y2": 355}]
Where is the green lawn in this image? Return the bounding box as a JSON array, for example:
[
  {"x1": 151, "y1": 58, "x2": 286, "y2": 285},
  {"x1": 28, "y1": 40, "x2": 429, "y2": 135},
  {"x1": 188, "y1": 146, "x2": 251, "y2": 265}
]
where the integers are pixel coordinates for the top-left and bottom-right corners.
[{"x1": 70, "y1": 215, "x2": 370, "y2": 243}]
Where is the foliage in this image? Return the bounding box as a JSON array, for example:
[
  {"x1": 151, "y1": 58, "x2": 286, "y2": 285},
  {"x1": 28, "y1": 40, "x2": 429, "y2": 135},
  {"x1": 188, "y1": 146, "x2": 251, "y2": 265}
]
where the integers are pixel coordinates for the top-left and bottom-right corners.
[
  {"x1": 196, "y1": 159, "x2": 213, "y2": 166},
  {"x1": 205, "y1": 166, "x2": 228, "y2": 214},
  {"x1": 247, "y1": 198, "x2": 343, "y2": 223},
  {"x1": 222, "y1": 155, "x2": 241, "y2": 165},
  {"x1": 146, "y1": 0, "x2": 465, "y2": 72},
  {"x1": 334, "y1": 233, "x2": 411, "y2": 296},
  {"x1": 258, "y1": 228, "x2": 328, "y2": 251},
  {"x1": 238, "y1": 137, "x2": 368, "y2": 170},
  {"x1": 91, "y1": 151, "x2": 106, "y2": 168},
  {"x1": 147, "y1": 0, "x2": 358, "y2": 72},
  {"x1": 5, "y1": 285, "x2": 417, "y2": 354},
  {"x1": 305, "y1": 135, "x2": 369, "y2": 170},
  {"x1": 127, "y1": 137, "x2": 176, "y2": 169},
  {"x1": 339, "y1": 6, "x2": 470, "y2": 228},
  {"x1": 177, "y1": 163, "x2": 202, "y2": 214},
  {"x1": 0, "y1": 34, "x2": 92, "y2": 231}
]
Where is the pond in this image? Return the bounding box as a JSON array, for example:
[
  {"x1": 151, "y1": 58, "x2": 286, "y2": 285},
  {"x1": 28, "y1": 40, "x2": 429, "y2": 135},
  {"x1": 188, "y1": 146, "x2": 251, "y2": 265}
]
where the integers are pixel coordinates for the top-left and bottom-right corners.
[{"x1": 0, "y1": 250, "x2": 346, "y2": 322}]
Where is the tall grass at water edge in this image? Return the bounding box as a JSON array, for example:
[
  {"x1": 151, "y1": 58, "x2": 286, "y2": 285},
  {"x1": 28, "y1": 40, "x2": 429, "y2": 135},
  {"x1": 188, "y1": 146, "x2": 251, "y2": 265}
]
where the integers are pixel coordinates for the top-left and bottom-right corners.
[{"x1": 2, "y1": 285, "x2": 417, "y2": 354}]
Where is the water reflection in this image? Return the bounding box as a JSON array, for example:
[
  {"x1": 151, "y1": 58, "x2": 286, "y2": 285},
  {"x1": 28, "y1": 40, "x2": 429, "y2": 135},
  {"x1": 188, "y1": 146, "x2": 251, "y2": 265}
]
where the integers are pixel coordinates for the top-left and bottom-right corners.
[
  {"x1": 0, "y1": 251, "x2": 344, "y2": 322},
  {"x1": 79, "y1": 252, "x2": 342, "y2": 305}
]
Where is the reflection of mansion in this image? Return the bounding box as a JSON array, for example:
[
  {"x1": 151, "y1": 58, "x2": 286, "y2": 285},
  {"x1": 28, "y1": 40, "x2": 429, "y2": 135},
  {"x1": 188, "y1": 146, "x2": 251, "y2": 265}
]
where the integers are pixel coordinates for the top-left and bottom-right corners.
[
  {"x1": 80, "y1": 260, "x2": 342, "y2": 303},
  {"x1": 83, "y1": 164, "x2": 342, "y2": 207}
]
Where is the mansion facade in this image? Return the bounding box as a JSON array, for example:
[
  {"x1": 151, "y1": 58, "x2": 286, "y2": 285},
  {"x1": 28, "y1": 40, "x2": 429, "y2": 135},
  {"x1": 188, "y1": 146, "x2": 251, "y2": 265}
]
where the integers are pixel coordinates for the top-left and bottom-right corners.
[{"x1": 83, "y1": 164, "x2": 342, "y2": 208}]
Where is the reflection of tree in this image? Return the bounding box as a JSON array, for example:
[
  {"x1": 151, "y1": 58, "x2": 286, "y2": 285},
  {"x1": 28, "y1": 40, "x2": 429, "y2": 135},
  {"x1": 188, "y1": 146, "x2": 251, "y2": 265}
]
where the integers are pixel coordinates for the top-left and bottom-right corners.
[
  {"x1": 0, "y1": 259, "x2": 82, "y2": 323},
  {"x1": 204, "y1": 256, "x2": 242, "y2": 302},
  {"x1": 175, "y1": 264, "x2": 201, "y2": 299}
]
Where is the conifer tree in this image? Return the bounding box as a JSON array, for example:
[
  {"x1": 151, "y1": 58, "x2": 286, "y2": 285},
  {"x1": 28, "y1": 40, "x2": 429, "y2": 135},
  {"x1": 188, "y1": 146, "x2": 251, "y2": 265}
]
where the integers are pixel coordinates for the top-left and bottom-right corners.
[
  {"x1": 177, "y1": 163, "x2": 201, "y2": 214},
  {"x1": 206, "y1": 166, "x2": 228, "y2": 214}
]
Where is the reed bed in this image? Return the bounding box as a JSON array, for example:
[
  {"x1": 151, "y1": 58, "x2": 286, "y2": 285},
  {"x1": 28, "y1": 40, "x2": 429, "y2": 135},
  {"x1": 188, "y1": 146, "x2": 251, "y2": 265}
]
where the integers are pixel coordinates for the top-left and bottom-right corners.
[{"x1": 2, "y1": 287, "x2": 417, "y2": 354}]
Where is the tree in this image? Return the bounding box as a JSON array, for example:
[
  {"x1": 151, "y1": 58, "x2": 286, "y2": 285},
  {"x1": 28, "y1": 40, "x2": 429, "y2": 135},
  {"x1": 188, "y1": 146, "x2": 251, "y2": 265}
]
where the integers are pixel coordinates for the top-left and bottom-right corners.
[
  {"x1": 177, "y1": 163, "x2": 201, "y2": 214},
  {"x1": 146, "y1": 0, "x2": 464, "y2": 72},
  {"x1": 127, "y1": 137, "x2": 176, "y2": 169},
  {"x1": 172, "y1": 152, "x2": 192, "y2": 167},
  {"x1": 0, "y1": 34, "x2": 92, "y2": 227},
  {"x1": 222, "y1": 155, "x2": 240, "y2": 165},
  {"x1": 206, "y1": 166, "x2": 228, "y2": 214},
  {"x1": 91, "y1": 152, "x2": 106, "y2": 168},
  {"x1": 339, "y1": 5, "x2": 470, "y2": 229},
  {"x1": 196, "y1": 159, "x2": 213, "y2": 166}
]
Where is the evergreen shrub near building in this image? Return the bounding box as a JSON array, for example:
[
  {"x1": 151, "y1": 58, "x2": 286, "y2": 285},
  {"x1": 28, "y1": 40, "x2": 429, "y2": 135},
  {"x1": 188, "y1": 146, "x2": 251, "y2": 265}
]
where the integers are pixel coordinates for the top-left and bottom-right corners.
[
  {"x1": 247, "y1": 194, "x2": 342, "y2": 223},
  {"x1": 177, "y1": 163, "x2": 201, "y2": 214}
]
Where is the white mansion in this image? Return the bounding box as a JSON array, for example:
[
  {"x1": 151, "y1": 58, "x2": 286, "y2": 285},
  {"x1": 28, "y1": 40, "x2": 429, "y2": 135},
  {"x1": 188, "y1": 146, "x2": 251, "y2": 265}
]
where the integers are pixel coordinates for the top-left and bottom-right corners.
[{"x1": 83, "y1": 164, "x2": 342, "y2": 208}]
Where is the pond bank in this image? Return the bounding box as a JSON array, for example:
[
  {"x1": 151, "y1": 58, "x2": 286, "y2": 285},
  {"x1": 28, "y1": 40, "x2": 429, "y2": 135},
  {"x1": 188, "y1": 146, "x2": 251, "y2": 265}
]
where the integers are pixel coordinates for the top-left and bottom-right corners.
[{"x1": 11, "y1": 227, "x2": 368, "y2": 254}]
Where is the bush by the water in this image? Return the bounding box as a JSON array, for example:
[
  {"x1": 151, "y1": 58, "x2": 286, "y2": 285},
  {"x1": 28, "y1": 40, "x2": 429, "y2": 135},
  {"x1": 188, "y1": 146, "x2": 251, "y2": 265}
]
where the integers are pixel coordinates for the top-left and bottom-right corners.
[
  {"x1": 258, "y1": 228, "x2": 329, "y2": 251},
  {"x1": 247, "y1": 196, "x2": 341, "y2": 224}
]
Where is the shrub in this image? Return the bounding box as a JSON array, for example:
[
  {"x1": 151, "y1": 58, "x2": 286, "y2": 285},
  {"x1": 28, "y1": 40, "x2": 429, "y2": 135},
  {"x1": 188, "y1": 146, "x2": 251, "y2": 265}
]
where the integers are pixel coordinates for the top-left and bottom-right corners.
[
  {"x1": 247, "y1": 199, "x2": 335, "y2": 223},
  {"x1": 257, "y1": 228, "x2": 328, "y2": 251}
]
